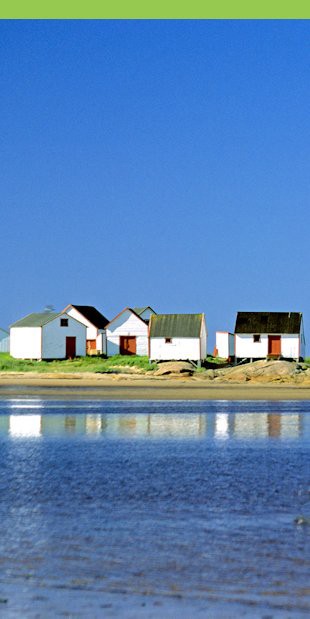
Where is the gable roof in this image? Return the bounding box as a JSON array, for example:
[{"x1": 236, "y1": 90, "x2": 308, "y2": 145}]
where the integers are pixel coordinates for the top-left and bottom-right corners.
[
  {"x1": 149, "y1": 314, "x2": 204, "y2": 338},
  {"x1": 65, "y1": 305, "x2": 109, "y2": 329},
  {"x1": 105, "y1": 307, "x2": 148, "y2": 328},
  {"x1": 10, "y1": 312, "x2": 63, "y2": 328},
  {"x1": 133, "y1": 306, "x2": 156, "y2": 316},
  {"x1": 235, "y1": 312, "x2": 303, "y2": 334}
]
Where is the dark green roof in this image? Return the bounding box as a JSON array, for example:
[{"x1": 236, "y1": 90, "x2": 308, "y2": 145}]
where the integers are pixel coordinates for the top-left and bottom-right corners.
[
  {"x1": 149, "y1": 314, "x2": 204, "y2": 338},
  {"x1": 235, "y1": 312, "x2": 302, "y2": 334},
  {"x1": 133, "y1": 306, "x2": 155, "y2": 315},
  {"x1": 10, "y1": 312, "x2": 63, "y2": 328}
]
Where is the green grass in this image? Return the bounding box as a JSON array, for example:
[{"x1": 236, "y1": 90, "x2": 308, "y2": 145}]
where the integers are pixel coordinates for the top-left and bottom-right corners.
[{"x1": 0, "y1": 353, "x2": 157, "y2": 373}]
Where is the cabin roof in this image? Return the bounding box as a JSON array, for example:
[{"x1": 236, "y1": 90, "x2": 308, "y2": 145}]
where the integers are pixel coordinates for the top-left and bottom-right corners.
[
  {"x1": 133, "y1": 306, "x2": 156, "y2": 316},
  {"x1": 10, "y1": 312, "x2": 63, "y2": 328},
  {"x1": 67, "y1": 305, "x2": 109, "y2": 329},
  {"x1": 234, "y1": 312, "x2": 302, "y2": 334},
  {"x1": 149, "y1": 313, "x2": 204, "y2": 338}
]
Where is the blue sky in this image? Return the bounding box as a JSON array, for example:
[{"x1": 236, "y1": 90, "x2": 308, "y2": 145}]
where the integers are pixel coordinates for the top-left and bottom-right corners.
[{"x1": 1, "y1": 20, "x2": 309, "y2": 350}]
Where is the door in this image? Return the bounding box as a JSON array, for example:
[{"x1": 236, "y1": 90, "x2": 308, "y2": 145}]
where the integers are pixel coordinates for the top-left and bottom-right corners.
[
  {"x1": 66, "y1": 336, "x2": 76, "y2": 359},
  {"x1": 86, "y1": 339, "x2": 97, "y2": 354},
  {"x1": 268, "y1": 335, "x2": 281, "y2": 356},
  {"x1": 120, "y1": 336, "x2": 136, "y2": 355}
]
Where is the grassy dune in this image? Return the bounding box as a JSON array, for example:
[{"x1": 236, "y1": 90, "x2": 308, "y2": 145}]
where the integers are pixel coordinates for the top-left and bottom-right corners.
[{"x1": 0, "y1": 353, "x2": 157, "y2": 373}]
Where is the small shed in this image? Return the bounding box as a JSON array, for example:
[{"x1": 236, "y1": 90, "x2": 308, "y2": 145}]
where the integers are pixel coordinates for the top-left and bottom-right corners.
[
  {"x1": 63, "y1": 305, "x2": 109, "y2": 354},
  {"x1": 106, "y1": 306, "x2": 156, "y2": 356},
  {"x1": 149, "y1": 313, "x2": 207, "y2": 362},
  {"x1": 234, "y1": 312, "x2": 305, "y2": 361},
  {"x1": 215, "y1": 332, "x2": 234, "y2": 360},
  {"x1": 10, "y1": 312, "x2": 86, "y2": 360},
  {"x1": 0, "y1": 328, "x2": 10, "y2": 353}
]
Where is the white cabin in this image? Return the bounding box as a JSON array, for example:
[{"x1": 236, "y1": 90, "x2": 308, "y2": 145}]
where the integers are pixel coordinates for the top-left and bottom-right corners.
[
  {"x1": 215, "y1": 332, "x2": 234, "y2": 360},
  {"x1": 63, "y1": 305, "x2": 109, "y2": 354},
  {"x1": 10, "y1": 312, "x2": 86, "y2": 360},
  {"x1": 106, "y1": 307, "x2": 156, "y2": 356},
  {"x1": 0, "y1": 328, "x2": 10, "y2": 353},
  {"x1": 234, "y1": 312, "x2": 305, "y2": 361},
  {"x1": 149, "y1": 313, "x2": 207, "y2": 362}
]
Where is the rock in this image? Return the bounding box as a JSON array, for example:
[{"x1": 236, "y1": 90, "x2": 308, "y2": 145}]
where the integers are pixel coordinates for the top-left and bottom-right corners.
[
  {"x1": 153, "y1": 361, "x2": 195, "y2": 376},
  {"x1": 294, "y1": 516, "x2": 310, "y2": 525}
]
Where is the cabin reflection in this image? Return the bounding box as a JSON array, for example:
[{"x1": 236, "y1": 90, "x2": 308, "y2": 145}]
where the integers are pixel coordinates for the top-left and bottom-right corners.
[{"x1": 1, "y1": 411, "x2": 305, "y2": 440}]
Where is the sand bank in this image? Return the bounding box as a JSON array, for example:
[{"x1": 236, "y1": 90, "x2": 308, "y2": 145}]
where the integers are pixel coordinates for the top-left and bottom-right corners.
[{"x1": 1, "y1": 372, "x2": 310, "y2": 399}]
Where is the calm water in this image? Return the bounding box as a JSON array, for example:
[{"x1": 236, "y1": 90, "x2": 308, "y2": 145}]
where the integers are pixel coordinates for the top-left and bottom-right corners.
[{"x1": 1, "y1": 398, "x2": 310, "y2": 618}]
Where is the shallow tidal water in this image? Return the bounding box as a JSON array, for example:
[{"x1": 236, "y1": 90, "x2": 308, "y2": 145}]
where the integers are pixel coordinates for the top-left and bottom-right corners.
[{"x1": 0, "y1": 398, "x2": 310, "y2": 618}]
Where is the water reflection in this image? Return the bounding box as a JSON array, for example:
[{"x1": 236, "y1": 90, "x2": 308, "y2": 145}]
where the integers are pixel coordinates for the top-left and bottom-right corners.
[{"x1": 0, "y1": 410, "x2": 306, "y2": 440}]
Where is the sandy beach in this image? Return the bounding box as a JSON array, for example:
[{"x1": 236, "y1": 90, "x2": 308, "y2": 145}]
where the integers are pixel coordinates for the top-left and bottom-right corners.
[{"x1": 1, "y1": 372, "x2": 310, "y2": 399}]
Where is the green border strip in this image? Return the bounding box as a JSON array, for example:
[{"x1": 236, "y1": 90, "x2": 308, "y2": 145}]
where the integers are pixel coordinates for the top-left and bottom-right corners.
[{"x1": 1, "y1": 0, "x2": 310, "y2": 19}]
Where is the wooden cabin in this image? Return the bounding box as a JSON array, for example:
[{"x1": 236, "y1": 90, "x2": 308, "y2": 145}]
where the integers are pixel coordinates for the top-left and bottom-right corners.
[
  {"x1": 106, "y1": 307, "x2": 156, "y2": 356},
  {"x1": 234, "y1": 311, "x2": 305, "y2": 362},
  {"x1": 10, "y1": 312, "x2": 86, "y2": 360},
  {"x1": 63, "y1": 305, "x2": 109, "y2": 354},
  {"x1": 149, "y1": 313, "x2": 207, "y2": 362}
]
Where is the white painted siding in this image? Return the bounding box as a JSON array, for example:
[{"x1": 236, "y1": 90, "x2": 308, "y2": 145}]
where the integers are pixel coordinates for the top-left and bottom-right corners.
[
  {"x1": 42, "y1": 315, "x2": 86, "y2": 359},
  {"x1": 10, "y1": 327, "x2": 42, "y2": 359},
  {"x1": 216, "y1": 332, "x2": 234, "y2": 359},
  {"x1": 150, "y1": 337, "x2": 201, "y2": 361},
  {"x1": 0, "y1": 332, "x2": 9, "y2": 352},
  {"x1": 97, "y1": 331, "x2": 106, "y2": 355},
  {"x1": 106, "y1": 310, "x2": 148, "y2": 356},
  {"x1": 216, "y1": 332, "x2": 229, "y2": 359},
  {"x1": 200, "y1": 320, "x2": 207, "y2": 359},
  {"x1": 66, "y1": 307, "x2": 97, "y2": 340},
  {"x1": 235, "y1": 333, "x2": 300, "y2": 359},
  {"x1": 281, "y1": 335, "x2": 299, "y2": 359},
  {"x1": 235, "y1": 334, "x2": 268, "y2": 358}
]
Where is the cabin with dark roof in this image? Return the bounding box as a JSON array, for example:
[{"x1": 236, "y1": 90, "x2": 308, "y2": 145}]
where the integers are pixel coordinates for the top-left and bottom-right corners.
[
  {"x1": 234, "y1": 312, "x2": 305, "y2": 361},
  {"x1": 149, "y1": 313, "x2": 207, "y2": 361},
  {"x1": 106, "y1": 307, "x2": 156, "y2": 356},
  {"x1": 63, "y1": 305, "x2": 109, "y2": 354}
]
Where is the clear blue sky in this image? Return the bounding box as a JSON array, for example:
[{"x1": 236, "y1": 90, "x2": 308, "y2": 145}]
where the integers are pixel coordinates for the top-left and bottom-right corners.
[{"x1": 1, "y1": 20, "x2": 310, "y2": 351}]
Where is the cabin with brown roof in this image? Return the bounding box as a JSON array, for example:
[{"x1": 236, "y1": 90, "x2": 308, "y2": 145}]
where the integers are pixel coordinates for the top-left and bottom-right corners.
[{"x1": 234, "y1": 312, "x2": 305, "y2": 361}]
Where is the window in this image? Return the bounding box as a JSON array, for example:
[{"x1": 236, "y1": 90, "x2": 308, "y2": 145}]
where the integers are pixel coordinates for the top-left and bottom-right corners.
[
  {"x1": 60, "y1": 318, "x2": 68, "y2": 327},
  {"x1": 165, "y1": 337, "x2": 172, "y2": 344},
  {"x1": 253, "y1": 334, "x2": 260, "y2": 343}
]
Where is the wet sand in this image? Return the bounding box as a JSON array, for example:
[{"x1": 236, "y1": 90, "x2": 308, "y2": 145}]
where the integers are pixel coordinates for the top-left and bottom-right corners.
[{"x1": 1, "y1": 373, "x2": 310, "y2": 399}]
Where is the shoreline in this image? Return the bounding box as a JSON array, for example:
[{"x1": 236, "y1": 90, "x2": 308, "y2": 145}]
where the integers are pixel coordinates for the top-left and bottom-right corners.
[{"x1": 1, "y1": 373, "x2": 310, "y2": 399}]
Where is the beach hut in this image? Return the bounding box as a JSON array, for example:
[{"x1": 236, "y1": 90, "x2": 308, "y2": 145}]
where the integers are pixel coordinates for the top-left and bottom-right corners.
[
  {"x1": 106, "y1": 307, "x2": 156, "y2": 356},
  {"x1": 149, "y1": 313, "x2": 207, "y2": 362},
  {"x1": 234, "y1": 311, "x2": 305, "y2": 362},
  {"x1": 63, "y1": 304, "x2": 109, "y2": 354},
  {"x1": 215, "y1": 331, "x2": 235, "y2": 361},
  {"x1": 0, "y1": 328, "x2": 9, "y2": 353},
  {"x1": 10, "y1": 312, "x2": 86, "y2": 360}
]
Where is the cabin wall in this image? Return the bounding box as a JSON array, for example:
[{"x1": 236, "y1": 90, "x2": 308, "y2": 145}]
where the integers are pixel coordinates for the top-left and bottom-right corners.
[
  {"x1": 10, "y1": 327, "x2": 42, "y2": 359},
  {"x1": 150, "y1": 337, "x2": 201, "y2": 361},
  {"x1": 200, "y1": 320, "x2": 207, "y2": 359},
  {"x1": 235, "y1": 333, "x2": 300, "y2": 359},
  {"x1": 216, "y1": 332, "x2": 235, "y2": 359},
  {"x1": 97, "y1": 331, "x2": 106, "y2": 355},
  {"x1": 0, "y1": 334, "x2": 10, "y2": 353},
  {"x1": 106, "y1": 310, "x2": 148, "y2": 356},
  {"x1": 42, "y1": 315, "x2": 86, "y2": 359},
  {"x1": 281, "y1": 335, "x2": 299, "y2": 359},
  {"x1": 216, "y1": 332, "x2": 229, "y2": 358}
]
